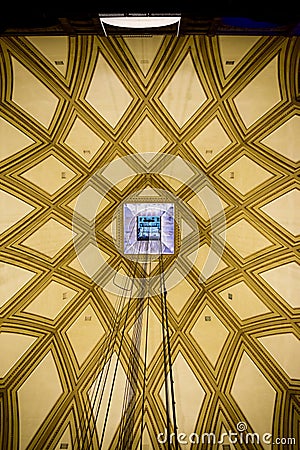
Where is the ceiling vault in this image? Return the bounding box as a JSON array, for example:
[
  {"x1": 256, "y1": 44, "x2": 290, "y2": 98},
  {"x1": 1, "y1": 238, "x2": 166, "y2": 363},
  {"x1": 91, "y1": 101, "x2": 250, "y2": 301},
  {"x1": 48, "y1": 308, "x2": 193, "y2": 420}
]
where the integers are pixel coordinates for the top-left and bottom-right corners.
[{"x1": 0, "y1": 18, "x2": 299, "y2": 450}]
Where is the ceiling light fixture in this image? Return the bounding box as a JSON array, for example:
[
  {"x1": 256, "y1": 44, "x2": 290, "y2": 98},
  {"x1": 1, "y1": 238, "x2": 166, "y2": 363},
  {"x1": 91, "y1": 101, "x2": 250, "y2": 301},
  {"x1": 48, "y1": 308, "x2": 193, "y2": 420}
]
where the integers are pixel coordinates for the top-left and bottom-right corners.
[{"x1": 99, "y1": 13, "x2": 181, "y2": 36}]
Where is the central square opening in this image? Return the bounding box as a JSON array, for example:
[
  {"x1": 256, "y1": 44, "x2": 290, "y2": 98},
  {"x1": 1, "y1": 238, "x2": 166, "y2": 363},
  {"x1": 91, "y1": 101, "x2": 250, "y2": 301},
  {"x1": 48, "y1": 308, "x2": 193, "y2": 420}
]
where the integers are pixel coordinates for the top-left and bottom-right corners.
[{"x1": 123, "y1": 203, "x2": 174, "y2": 255}]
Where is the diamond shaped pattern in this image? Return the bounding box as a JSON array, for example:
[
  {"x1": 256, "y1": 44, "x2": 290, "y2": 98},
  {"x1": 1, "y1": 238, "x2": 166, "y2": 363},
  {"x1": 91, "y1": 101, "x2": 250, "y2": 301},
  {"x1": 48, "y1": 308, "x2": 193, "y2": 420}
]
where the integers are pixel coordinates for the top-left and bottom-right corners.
[
  {"x1": 261, "y1": 115, "x2": 300, "y2": 162},
  {"x1": 64, "y1": 117, "x2": 105, "y2": 162},
  {"x1": 1, "y1": 33, "x2": 299, "y2": 449},
  {"x1": 66, "y1": 303, "x2": 105, "y2": 366},
  {"x1": 191, "y1": 305, "x2": 230, "y2": 366},
  {"x1": 128, "y1": 116, "x2": 167, "y2": 154},
  {"x1": 12, "y1": 57, "x2": 59, "y2": 128},
  {"x1": 220, "y1": 155, "x2": 273, "y2": 195},
  {"x1": 191, "y1": 117, "x2": 232, "y2": 162},
  {"x1": 85, "y1": 53, "x2": 133, "y2": 127},
  {"x1": 261, "y1": 188, "x2": 300, "y2": 236},
  {"x1": 21, "y1": 155, "x2": 76, "y2": 195},
  {"x1": 21, "y1": 218, "x2": 73, "y2": 258},
  {"x1": 233, "y1": 56, "x2": 281, "y2": 128},
  {"x1": 222, "y1": 218, "x2": 273, "y2": 258},
  {"x1": 160, "y1": 53, "x2": 207, "y2": 127}
]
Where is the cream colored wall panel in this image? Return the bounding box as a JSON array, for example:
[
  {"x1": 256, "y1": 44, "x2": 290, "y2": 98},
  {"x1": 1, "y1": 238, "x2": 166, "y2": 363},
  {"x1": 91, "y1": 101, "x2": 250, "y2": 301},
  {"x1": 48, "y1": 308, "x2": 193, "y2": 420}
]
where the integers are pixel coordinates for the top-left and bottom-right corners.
[
  {"x1": 258, "y1": 333, "x2": 300, "y2": 379},
  {"x1": 180, "y1": 218, "x2": 194, "y2": 239},
  {"x1": 0, "y1": 262, "x2": 35, "y2": 308},
  {"x1": 23, "y1": 280, "x2": 77, "y2": 319},
  {"x1": 102, "y1": 284, "x2": 129, "y2": 310},
  {"x1": 259, "y1": 262, "x2": 300, "y2": 308},
  {"x1": 0, "y1": 117, "x2": 34, "y2": 161},
  {"x1": 128, "y1": 116, "x2": 167, "y2": 153},
  {"x1": 261, "y1": 114, "x2": 300, "y2": 163},
  {"x1": 68, "y1": 243, "x2": 110, "y2": 278},
  {"x1": 261, "y1": 188, "x2": 300, "y2": 236},
  {"x1": 220, "y1": 155, "x2": 274, "y2": 196},
  {"x1": 218, "y1": 35, "x2": 261, "y2": 77},
  {"x1": 161, "y1": 156, "x2": 195, "y2": 183},
  {"x1": 54, "y1": 425, "x2": 72, "y2": 450},
  {"x1": 89, "y1": 352, "x2": 127, "y2": 449},
  {"x1": 0, "y1": 332, "x2": 36, "y2": 377},
  {"x1": 64, "y1": 117, "x2": 105, "y2": 162},
  {"x1": 124, "y1": 36, "x2": 164, "y2": 75},
  {"x1": 21, "y1": 218, "x2": 73, "y2": 258},
  {"x1": 191, "y1": 117, "x2": 232, "y2": 163},
  {"x1": 26, "y1": 36, "x2": 69, "y2": 76},
  {"x1": 72, "y1": 186, "x2": 109, "y2": 221},
  {"x1": 222, "y1": 218, "x2": 273, "y2": 258},
  {"x1": 231, "y1": 351, "x2": 276, "y2": 449},
  {"x1": 18, "y1": 351, "x2": 63, "y2": 450},
  {"x1": 187, "y1": 186, "x2": 228, "y2": 222},
  {"x1": 159, "y1": 53, "x2": 207, "y2": 127},
  {"x1": 128, "y1": 306, "x2": 162, "y2": 366},
  {"x1": 219, "y1": 281, "x2": 270, "y2": 320},
  {"x1": 160, "y1": 352, "x2": 205, "y2": 436},
  {"x1": 101, "y1": 156, "x2": 136, "y2": 184},
  {"x1": 166, "y1": 269, "x2": 195, "y2": 314},
  {"x1": 191, "y1": 305, "x2": 230, "y2": 366},
  {"x1": 66, "y1": 304, "x2": 104, "y2": 366},
  {"x1": 112, "y1": 175, "x2": 136, "y2": 191},
  {"x1": 21, "y1": 155, "x2": 76, "y2": 196},
  {"x1": 104, "y1": 218, "x2": 117, "y2": 238},
  {"x1": 85, "y1": 53, "x2": 133, "y2": 128},
  {"x1": 12, "y1": 58, "x2": 59, "y2": 128},
  {"x1": 187, "y1": 243, "x2": 228, "y2": 278},
  {"x1": 0, "y1": 190, "x2": 34, "y2": 234},
  {"x1": 233, "y1": 56, "x2": 281, "y2": 128}
]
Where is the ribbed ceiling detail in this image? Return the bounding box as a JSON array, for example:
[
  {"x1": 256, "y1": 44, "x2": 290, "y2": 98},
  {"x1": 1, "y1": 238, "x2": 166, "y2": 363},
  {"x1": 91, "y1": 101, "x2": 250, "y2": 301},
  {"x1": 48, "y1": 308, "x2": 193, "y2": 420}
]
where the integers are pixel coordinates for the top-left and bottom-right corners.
[{"x1": 0, "y1": 33, "x2": 299, "y2": 449}]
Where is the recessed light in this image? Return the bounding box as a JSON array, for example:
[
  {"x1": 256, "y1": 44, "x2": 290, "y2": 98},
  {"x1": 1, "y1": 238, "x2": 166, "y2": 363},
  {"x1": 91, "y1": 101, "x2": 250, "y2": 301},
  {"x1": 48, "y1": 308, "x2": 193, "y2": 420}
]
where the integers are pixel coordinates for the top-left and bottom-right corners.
[{"x1": 99, "y1": 13, "x2": 181, "y2": 36}]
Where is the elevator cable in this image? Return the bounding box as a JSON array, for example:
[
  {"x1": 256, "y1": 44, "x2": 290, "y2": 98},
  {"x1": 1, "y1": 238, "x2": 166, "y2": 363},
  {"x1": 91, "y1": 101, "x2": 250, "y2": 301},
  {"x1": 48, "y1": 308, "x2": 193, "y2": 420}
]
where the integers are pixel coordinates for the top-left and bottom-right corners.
[
  {"x1": 159, "y1": 236, "x2": 179, "y2": 450},
  {"x1": 97, "y1": 246, "x2": 143, "y2": 450},
  {"x1": 117, "y1": 239, "x2": 149, "y2": 449},
  {"x1": 139, "y1": 290, "x2": 150, "y2": 449},
  {"x1": 74, "y1": 228, "x2": 141, "y2": 449},
  {"x1": 75, "y1": 212, "x2": 178, "y2": 449}
]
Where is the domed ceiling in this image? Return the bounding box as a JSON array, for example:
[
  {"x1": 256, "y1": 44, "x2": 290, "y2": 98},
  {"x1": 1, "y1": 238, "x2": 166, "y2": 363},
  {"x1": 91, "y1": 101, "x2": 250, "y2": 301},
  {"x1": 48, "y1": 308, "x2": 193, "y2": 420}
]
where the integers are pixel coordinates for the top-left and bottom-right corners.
[{"x1": 0, "y1": 29, "x2": 300, "y2": 450}]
